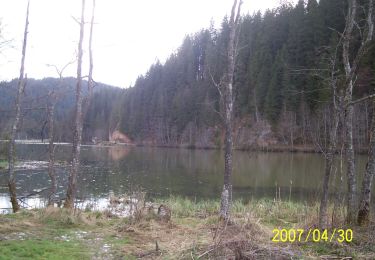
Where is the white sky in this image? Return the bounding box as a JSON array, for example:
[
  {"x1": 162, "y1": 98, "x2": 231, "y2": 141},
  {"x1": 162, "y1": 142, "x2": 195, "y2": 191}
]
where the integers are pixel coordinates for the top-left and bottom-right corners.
[{"x1": 0, "y1": 0, "x2": 290, "y2": 88}]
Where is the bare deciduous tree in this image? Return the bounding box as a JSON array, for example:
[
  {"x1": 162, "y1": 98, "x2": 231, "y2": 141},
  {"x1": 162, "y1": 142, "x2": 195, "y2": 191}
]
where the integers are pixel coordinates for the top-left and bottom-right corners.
[
  {"x1": 358, "y1": 98, "x2": 375, "y2": 225},
  {"x1": 87, "y1": 0, "x2": 95, "y2": 103},
  {"x1": 83, "y1": 0, "x2": 96, "y2": 118},
  {"x1": 46, "y1": 61, "x2": 74, "y2": 206},
  {"x1": 7, "y1": 0, "x2": 30, "y2": 213},
  {"x1": 64, "y1": 0, "x2": 86, "y2": 209},
  {"x1": 318, "y1": 0, "x2": 374, "y2": 227},
  {"x1": 47, "y1": 91, "x2": 56, "y2": 205},
  {"x1": 319, "y1": 52, "x2": 343, "y2": 228},
  {"x1": 357, "y1": 0, "x2": 374, "y2": 225},
  {"x1": 342, "y1": 0, "x2": 373, "y2": 224},
  {"x1": 219, "y1": 0, "x2": 242, "y2": 220}
]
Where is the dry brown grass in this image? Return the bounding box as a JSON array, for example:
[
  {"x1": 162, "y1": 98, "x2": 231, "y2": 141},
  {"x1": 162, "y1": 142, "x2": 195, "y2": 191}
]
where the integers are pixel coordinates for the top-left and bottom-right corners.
[
  {"x1": 117, "y1": 216, "x2": 212, "y2": 258},
  {"x1": 1, "y1": 198, "x2": 374, "y2": 259},
  {"x1": 114, "y1": 207, "x2": 302, "y2": 259}
]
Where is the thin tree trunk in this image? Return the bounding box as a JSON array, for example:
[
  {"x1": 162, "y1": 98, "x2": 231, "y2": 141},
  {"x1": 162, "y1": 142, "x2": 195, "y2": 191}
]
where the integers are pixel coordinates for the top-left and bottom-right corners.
[
  {"x1": 64, "y1": 0, "x2": 85, "y2": 209},
  {"x1": 319, "y1": 106, "x2": 340, "y2": 228},
  {"x1": 358, "y1": 99, "x2": 375, "y2": 225},
  {"x1": 344, "y1": 101, "x2": 357, "y2": 223},
  {"x1": 7, "y1": 1, "x2": 30, "y2": 213},
  {"x1": 346, "y1": 101, "x2": 355, "y2": 222},
  {"x1": 87, "y1": 0, "x2": 95, "y2": 107},
  {"x1": 253, "y1": 88, "x2": 259, "y2": 122},
  {"x1": 47, "y1": 92, "x2": 56, "y2": 206},
  {"x1": 219, "y1": 0, "x2": 242, "y2": 220},
  {"x1": 342, "y1": 0, "x2": 357, "y2": 224},
  {"x1": 82, "y1": 0, "x2": 95, "y2": 142},
  {"x1": 357, "y1": 0, "x2": 374, "y2": 227}
]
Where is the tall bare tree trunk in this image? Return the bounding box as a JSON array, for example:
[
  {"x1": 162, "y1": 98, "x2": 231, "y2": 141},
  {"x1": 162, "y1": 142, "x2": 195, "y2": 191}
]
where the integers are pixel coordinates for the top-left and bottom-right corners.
[
  {"x1": 47, "y1": 92, "x2": 56, "y2": 206},
  {"x1": 319, "y1": 44, "x2": 343, "y2": 228},
  {"x1": 342, "y1": 0, "x2": 373, "y2": 223},
  {"x1": 342, "y1": 0, "x2": 357, "y2": 224},
  {"x1": 319, "y1": 106, "x2": 340, "y2": 228},
  {"x1": 7, "y1": 1, "x2": 30, "y2": 213},
  {"x1": 219, "y1": 0, "x2": 242, "y2": 220},
  {"x1": 87, "y1": 0, "x2": 95, "y2": 106},
  {"x1": 46, "y1": 62, "x2": 74, "y2": 206},
  {"x1": 64, "y1": 0, "x2": 85, "y2": 209},
  {"x1": 82, "y1": 0, "x2": 95, "y2": 143},
  {"x1": 358, "y1": 99, "x2": 375, "y2": 225},
  {"x1": 344, "y1": 102, "x2": 357, "y2": 223},
  {"x1": 357, "y1": 0, "x2": 374, "y2": 227}
]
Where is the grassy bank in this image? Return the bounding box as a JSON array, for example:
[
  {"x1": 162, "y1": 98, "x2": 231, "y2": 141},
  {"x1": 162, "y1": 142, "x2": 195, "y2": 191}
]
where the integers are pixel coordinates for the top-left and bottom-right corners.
[{"x1": 0, "y1": 197, "x2": 374, "y2": 259}]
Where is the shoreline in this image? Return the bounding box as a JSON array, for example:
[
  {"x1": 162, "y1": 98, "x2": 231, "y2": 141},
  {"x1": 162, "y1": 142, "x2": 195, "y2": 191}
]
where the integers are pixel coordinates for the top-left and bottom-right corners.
[{"x1": 1, "y1": 139, "x2": 369, "y2": 154}]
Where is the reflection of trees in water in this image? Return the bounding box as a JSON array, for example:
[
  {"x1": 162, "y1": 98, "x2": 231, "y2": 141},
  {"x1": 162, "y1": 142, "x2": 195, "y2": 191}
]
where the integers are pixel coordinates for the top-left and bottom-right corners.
[
  {"x1": 7, "y1": 144, "x2": 373, "y2": 203},
  {"x1": 86, "y1": 145, "x2": 131, "y2": 161},
  {"x1": 108, "y1": 146, "x2": 131, "y2": 161}
]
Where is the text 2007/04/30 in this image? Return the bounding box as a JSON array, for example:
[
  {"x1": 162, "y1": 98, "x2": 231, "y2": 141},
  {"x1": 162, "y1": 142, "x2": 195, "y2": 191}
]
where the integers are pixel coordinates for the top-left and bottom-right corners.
[{"x1": 272, "y1": 228, "x2": 353, "y2": 243}]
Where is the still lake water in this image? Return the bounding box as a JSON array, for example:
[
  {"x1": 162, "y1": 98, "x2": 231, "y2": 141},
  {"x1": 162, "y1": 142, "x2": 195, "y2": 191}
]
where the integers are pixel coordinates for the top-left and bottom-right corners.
[{"x1": 0, "y1": 144, "x2": 373, "y2": 211}]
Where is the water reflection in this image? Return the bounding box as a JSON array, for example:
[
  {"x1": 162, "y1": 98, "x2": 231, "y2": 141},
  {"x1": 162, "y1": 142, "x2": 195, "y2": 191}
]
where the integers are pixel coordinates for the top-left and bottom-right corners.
[{"x1": 0, "y1": 144, "x2": 373, "y2": 212}]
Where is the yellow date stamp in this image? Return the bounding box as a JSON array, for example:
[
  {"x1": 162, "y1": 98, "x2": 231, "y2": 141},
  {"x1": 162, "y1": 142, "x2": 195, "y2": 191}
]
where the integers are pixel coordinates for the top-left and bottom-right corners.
[{"x1": 272, "y1": 228, "x2": 353, "y2": 243}]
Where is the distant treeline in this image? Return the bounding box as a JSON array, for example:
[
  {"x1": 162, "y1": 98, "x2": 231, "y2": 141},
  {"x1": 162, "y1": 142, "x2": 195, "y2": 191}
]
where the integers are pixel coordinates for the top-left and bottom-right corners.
[{"x1": 0, "y1": 77, "x2": 122, "y2": 142}]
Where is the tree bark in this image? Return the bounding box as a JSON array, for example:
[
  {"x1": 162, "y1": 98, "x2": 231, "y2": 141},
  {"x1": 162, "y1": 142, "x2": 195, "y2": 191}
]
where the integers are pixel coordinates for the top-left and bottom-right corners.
[
  {"x1": 341, "y1": 0, "x2": 373, "y2": 223},
  {"x1": 344, "y1": 101, "x2": 357, "y2": 223},
  {"x1": 219, "y1": 0, "x2": 242, "y2": 220},
  {"x1": 47, "y1": 92, "x2": 56, "y2": 206},
  {"x1": 319, "y1": 106, "x2": 340, "y2": 229},
  {"x1": 7, "y1": 0, "x2": 30, "y2": 213},
  {"x1": 357, "y1": 0, "x2": 374, "y2": 227},
  {"x1": 64, "y1": 0, "x2": 85, "y2": 209},
  {"x1": 342, "y1": 0, "x2": 357, "y2": 224},
  {"x1": 82, "y1": 0, "x2": 95, "y2": 142},
  {"x1": 358, "y1": 99, "x2": 375, "y2": 225},
  {"x1": 86, "y1": 0, "x2": 95, "y2": 108}
]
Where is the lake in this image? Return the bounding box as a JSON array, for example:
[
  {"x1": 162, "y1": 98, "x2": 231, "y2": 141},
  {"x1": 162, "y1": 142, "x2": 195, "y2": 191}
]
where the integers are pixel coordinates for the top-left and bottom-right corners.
[{"x1": 0, "y1": 144, "x2": 372, "y2": 212}]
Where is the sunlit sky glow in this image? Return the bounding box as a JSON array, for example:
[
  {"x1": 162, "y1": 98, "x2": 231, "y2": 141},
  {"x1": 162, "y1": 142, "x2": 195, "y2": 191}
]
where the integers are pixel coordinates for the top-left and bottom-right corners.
[{"x1": 0, "y1": 0, "x2": 294, "y2": 87}]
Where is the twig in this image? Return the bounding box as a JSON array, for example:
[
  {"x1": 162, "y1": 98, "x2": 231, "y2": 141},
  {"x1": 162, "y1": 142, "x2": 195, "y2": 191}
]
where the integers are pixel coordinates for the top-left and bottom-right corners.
[
  {"x1": 18, "y1": 187, "x2": 49, "y2": 200},
  {"x1": 197, "y1": 247, "x2": 215, "y2": 259}
]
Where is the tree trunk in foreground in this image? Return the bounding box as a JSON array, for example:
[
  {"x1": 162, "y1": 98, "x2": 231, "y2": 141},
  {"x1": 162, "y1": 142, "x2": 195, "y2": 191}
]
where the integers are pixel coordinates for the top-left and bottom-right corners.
[
  {"x1": 344, "y1": 101, "x2": 357, "y2": 223},
  {"x1": 87, "y1": 0, "x2": 95, "y2": 103},
  {"x1": 7, "y1": 0, "x2": 30, "y2": 213},
  {"x1": 358, "y1": 101, "x2": 375, "y2": 225},
  {"x1": 341, "y1": 0, "x2": 373, "y2": 223},
  {"x1": 357, "y1": 0, "x2": 374, "y2": 227},
  {"x1": 83, "y1": 0, "x2": 95, "y2": 114},
  {"x1": 342, "y1": 0, "x2": 357, "y2": 224},
  {"x1": 64, "y1": 0, "x2": 85, "y2": 209},
  {"x1": 319, "y1": 106, "x2": 340, "y2": 229},
  {"x1": 219, "y1": 0, "x2": 242, "y2": 220},
  {"x1": 47, "y1": 92, "x2": 56, "y2": 206}
]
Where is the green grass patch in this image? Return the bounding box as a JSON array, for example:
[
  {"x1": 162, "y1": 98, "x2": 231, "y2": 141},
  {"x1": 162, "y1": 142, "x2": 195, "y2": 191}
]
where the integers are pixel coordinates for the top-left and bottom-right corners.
[
  {"x1": 0, "y1": 159, "x2": 8, "y2": 170},
  {"x1": 103, "y1": 234, "x2": 131, "y2": 247},
  {"x1": 158, "y1": 196, "x2": 316, "y2": 227},
  {"x1": 0, "y1": 239, "x2": 90, "y2": 260},
  {"x1": 156, "y1": 196, "x2": 220, "y2": 217},
  {"x1": 248, "y1": 199, "x2": 317, "y2": 227}
]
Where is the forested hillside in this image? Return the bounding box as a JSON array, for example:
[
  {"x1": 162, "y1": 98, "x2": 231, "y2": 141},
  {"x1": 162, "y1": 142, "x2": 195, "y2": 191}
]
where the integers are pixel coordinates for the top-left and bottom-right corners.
[
  {"x1": 0, "y1": 77, "x2": 122, "y2": 142},
  {"x1": 110, "y1": 0, "x2": 375, "y2": 149},
  {"x1": 1, "y1": 0, "x2": 374, "y2": 150}
]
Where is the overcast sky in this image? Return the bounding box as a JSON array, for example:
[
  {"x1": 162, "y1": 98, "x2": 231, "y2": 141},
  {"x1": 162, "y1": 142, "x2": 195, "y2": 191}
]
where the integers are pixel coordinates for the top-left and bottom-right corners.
[{"x1": 0, "y1": 0, "x2": 291, "y2": 88}]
